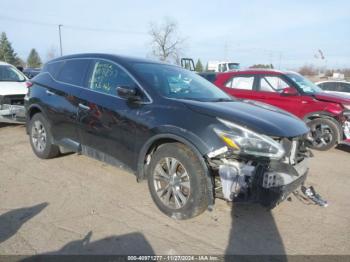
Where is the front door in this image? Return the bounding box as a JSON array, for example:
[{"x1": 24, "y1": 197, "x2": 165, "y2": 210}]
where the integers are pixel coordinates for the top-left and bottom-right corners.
[
  {"x1": 77, "y1": 59, "x2": 143, "y2": 169},
  {"x1": 254, "y1": 74, "x2": 303, "y2": 117}
]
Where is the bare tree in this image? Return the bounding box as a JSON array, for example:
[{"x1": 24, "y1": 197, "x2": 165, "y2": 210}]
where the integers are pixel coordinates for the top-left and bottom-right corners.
[
  {"x1": 298, "y1": 64, "x2": 318, "y2": 76},
  {"x1": 149, "y1": 18, "x2": 184, "y2": 63},
  {"x1": 46, "y1": 46, "x2": 57, "y2": 62}
]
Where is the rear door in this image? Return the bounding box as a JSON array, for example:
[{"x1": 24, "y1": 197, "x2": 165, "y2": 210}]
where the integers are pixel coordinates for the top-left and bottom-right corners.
[
  {"x1": 255, "y1": 74, "x2": 303, "y2": 116},
  {"x1": 43, "y1": 59, "x2": 90, "y2": 147},
  {"x1": 77, "y1": 59, "x2": 143, "y2": 168},
  {"x1": 221, "y1": 74, "x2": 260, "y2": 100}
]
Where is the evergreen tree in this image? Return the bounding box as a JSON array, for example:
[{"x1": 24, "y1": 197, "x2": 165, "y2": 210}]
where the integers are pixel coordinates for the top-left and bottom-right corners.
[
  {"x1": 0, "y1": 32, "x2": 20, "y2": 66},
  {"x1": 27, "y1": 48, "x2": 42, "y2": 68},
  {"x1": 195, "y1": 59, "x2": 204, "y2": 72}
]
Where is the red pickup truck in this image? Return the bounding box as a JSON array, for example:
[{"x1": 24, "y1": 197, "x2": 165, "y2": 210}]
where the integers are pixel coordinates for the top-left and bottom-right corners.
[{"x1": 202, "y1": 69, "x2": 350, "y2": 151}]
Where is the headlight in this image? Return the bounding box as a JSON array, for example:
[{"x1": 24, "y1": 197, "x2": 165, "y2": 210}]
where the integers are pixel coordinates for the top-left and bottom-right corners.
[
  {"x1": 214, "y1": 118, "x2": 285, "y2": 159},
  {"x1": 343, "y1": 105, "x2": 350, "y2": 110}
]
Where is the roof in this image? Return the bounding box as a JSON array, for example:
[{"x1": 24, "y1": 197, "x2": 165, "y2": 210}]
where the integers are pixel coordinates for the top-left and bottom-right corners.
[
  {"x1": 0, "y1": 61, "x2": 12, "y2": 66},
  {"x1": 316, "y1": 80, "x2": 350, "y2": 84},
  {"x1": 47, "y1": 53, "x2": 166, "y2": 66},
  {"x1": 222, "y1": 68, "x2": 288, "y2": 75}
]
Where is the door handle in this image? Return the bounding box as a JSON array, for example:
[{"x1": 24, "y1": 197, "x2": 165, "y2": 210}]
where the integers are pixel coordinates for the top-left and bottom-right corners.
[
  {"x1": 78, "y1": 103, "x2": 90, "y2": 111},
  {"x1": 46, "y1": 90, "x2": 55, "y2": 96}
]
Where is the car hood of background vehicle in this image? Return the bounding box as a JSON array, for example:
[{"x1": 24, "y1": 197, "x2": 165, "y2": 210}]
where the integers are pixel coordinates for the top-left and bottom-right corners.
[
  {"x1": 314, "y1": 92, "x2": 350, "y2": 104},
  {"x1": 0, "y1": 81, "x2": 27, "y2": 96},
  {"x1": 182, "y1": 99, "x2": 309, "y2": 137}
]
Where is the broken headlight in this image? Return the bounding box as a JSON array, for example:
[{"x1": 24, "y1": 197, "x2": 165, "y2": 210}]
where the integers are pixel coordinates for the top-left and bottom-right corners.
[{"x1": 214, "y1": 118, "x2": 285, "y2": 160}]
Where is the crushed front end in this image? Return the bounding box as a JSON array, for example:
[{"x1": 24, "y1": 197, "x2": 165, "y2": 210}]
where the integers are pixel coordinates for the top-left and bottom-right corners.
[
  {"x1": 341, "y1": 110, "x2": 350, "y2": 145},
  {"x1": 207, "y1": 118, "x2": 315, "y2": 208},
  {"x1": 0, "y1": 95, "x2": 26, "y2": 123}
]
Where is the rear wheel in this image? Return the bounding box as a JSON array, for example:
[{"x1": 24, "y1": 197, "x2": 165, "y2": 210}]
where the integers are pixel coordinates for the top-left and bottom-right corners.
[
  {"x1": 147, "y1": 143, "x2": 208, "y2": 219},
  {"x1": 307, "y1": 118, "x2": 340, "y2": 151},
  {"x1": 29, "y1": 113, "x2": 60, "y2": 159}
]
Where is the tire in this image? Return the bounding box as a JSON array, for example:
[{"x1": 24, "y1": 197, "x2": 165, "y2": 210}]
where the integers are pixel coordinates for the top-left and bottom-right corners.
[
  {"x1": 147, "y1": 143, "x2": 209, "y2": 220},
  {"x1": 307, "y1": 118, "x2": 340, "y2": 151},
  {"x1": 28, "y1": 113, "x2": 60, "y2": 159}
]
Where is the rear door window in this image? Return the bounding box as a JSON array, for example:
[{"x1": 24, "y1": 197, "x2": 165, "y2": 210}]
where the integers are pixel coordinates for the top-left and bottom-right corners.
[
  {"x1": 225, "y1": 76, "x2": 254, "y2": 90},
  {"x1": 56, "y1": 59, "x2": 90, "y2": 86}
]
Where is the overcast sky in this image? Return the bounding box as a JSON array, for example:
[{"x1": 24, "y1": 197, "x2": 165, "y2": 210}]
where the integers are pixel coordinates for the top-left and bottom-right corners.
[{"x1": 1, "y1": 0, "x2": 349, "y2": 69}]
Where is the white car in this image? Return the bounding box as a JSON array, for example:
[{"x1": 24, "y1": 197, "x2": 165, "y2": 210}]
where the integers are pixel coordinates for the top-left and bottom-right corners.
[
  {"x1": 316, "y1": 80, "x2": 350, "y2": 98},
  {"x1": 0, "y1": 61, "x2": 28, "y2": 123}
]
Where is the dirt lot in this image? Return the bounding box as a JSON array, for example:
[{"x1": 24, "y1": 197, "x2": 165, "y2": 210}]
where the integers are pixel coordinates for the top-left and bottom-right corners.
[{"x1": 0, "y1": 123, "x2": 349, "y2": 256}]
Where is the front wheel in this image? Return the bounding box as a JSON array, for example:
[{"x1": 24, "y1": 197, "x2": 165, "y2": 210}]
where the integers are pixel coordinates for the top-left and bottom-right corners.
[
  {"x1": 147, "y1": 143, "x2": 209, "y2": 220},
  {"x1": 307, "y1": 118, "x2": 340, "y2": 151}
]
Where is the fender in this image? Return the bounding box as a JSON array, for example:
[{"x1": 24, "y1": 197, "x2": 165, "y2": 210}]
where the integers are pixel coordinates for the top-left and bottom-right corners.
[
  {"x1": 303, "y1": 111, "x2": 337, "y2": 122},
  {"x1": 137, "y1": 131, "x2": 215, "y2": 207},
  {"x1": 26, "y1": 103, "x2": 51, "y2": 134}
]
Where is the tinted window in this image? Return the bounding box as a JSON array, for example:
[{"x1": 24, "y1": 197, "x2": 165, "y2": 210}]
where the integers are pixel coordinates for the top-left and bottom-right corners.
[
  {"x1": 199, "y1": 73, "x2": 217, "y2": 83},
  {"x1": 260, "y1": 76, "x2": 289, "y2": 92},
  {"x1": 88, "y1": 60, "x2": 135, "y2": 96},
  {"x1": 56, "y1": 59, "x2": 90, "y2": 86},
  {"x1": 44, "y1": 61, "x2": 64, "y2": 78},
  {"x1": 225, "y1": 76, "x2": 254, "y2": 90},
  {"x1": 339, "y1": 83, "x2": 350, "y2": 92},
  {"x1": 319, "y1": 82, "x2": 335, "y2": 91}
]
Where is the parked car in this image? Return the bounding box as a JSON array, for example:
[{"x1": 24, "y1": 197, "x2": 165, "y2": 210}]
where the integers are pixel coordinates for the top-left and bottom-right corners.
[
  {"x1": 25, "y1": 54, "x2": 313, "y2": 219},
  {"x1": 316, "y1": 80, "x2": 350, "y2": 98},
  {"x1": 0, "y1": 61, "x2": 28, "y2": 123},
  {"x1": 23, "y1": 68, "x2": 41, "y2": 79},
  {"x1": 209, "y1": 69, "x2": 350, "y2": 150}
]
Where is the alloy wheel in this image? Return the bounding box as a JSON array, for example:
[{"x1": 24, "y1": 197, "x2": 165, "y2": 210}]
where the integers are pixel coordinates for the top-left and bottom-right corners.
[
  {"x1": 31, "y1": 120, "x2": 47, "y2": 152},
  {"x1": 309, "y1": 122, "x2": 334, "y2": 148},
  {"x1": 153, "y1": 157, "x2": 191, "y2": 209}
]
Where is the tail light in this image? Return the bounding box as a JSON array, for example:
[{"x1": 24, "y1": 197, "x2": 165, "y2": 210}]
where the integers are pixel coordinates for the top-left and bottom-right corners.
[{"x1": 25, "y1": 81, "x2": 33, "y2": 88}]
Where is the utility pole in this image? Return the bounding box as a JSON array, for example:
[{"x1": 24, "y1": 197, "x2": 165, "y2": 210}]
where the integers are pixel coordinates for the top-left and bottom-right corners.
[{"x1": 58, "y1": 24, "x2": 63, "y2": 56}]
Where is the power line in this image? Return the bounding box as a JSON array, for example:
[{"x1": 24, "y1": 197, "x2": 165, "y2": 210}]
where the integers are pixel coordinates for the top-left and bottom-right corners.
[{"x1": 0, "y1": 14, "x2": 146, "y2": 35}]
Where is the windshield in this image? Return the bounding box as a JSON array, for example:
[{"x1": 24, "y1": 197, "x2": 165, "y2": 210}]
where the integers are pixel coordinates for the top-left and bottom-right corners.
[
  {"x1": 228, "y1": 63, "x2": 240, "y2": 70},
  {"x1": 0, "y1": 65, "x2": 26, "y2": 82},
  {"x1": 286, "y1": 72, "x2": 323, "y2": 94},
  {"x1": 133, "y1": 63, "x2": 233, "y2": 102}
]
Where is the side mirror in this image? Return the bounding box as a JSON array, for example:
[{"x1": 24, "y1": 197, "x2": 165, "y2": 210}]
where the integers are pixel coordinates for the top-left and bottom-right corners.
[
  {"x1": 281, "y1": 87, "x2": 298, "y2": 96},
  {"x1": 117, "y1": 86, "x2": 141, "y2": 101}
]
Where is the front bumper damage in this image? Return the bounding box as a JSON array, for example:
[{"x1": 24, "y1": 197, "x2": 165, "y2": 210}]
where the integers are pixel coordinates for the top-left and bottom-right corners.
[
  {"x1": 340, "y1": 111, "x2": 350, "y2": 145},
  {"x1": 0, "y1": 104, "x2": 26, "y2": 123},
  {"x1": 207, "y1": 142, "x2": 326, "y2": 208}
]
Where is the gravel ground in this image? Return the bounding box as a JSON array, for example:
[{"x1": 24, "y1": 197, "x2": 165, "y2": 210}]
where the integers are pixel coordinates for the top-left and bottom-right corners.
[{"x1": 0, "y1": 123, "x2": 349, "y2": 255}]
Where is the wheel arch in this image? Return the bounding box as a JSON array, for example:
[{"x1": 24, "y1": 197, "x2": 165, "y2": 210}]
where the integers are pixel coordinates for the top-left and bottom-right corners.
[
  {"x1": 137, "y1": 133, "x2": 215, "y2": 207},
  {"x1": 26, "y1": 104, "x2": 50, "y2": 134},
  {"x1": 303, "y1": 111, "x2": 343, "y2": 142}
]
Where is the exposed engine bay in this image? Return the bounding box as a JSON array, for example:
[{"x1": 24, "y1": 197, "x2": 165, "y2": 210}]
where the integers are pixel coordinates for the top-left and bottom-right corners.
[{"x1": 207, "y1": 136, "x2": 326, "y2": 208}]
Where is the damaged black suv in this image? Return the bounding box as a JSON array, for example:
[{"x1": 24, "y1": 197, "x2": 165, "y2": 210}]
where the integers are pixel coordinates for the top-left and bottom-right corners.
[{"x1": 25, "y1": 54, "x2": 312, "y2": 219}]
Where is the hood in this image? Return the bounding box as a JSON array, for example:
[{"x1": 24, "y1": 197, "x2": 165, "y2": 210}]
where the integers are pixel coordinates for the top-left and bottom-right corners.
[
  {"x1": 182, "y1": 99, "x2": 309, "y2": 138},
  {"x1": 0, "y1": 81, "x2": 27, "y2": 96},
  {"x1": 314, "y1": 92, "x2": 350, "y2": 104}
]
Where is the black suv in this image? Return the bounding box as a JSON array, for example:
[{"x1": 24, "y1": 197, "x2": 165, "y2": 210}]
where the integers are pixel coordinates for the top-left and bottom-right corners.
[{"x1": 25, "y1": 54, "x2": 311, "y2": 219}]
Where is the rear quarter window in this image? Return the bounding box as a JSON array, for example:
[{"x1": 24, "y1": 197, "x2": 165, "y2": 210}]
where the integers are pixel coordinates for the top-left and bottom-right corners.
[
  {"x1": 43, "y1": 61, "x2": 64, "y2": 78},
  {"x1": 56, "y1": 59, "x2": 91, "y2": 86}
]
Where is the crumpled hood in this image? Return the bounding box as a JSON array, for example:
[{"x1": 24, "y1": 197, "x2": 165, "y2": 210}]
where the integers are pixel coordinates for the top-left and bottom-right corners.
[
  {"x1": 182, "y1": 99, "x2": 309, "y2": 138},
  {"x1": 314, "y1": 92, "x2": 350, "y2": 104},
  {"x1": 0, "y1": 81, "x2": 27, "y2": 96}
]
